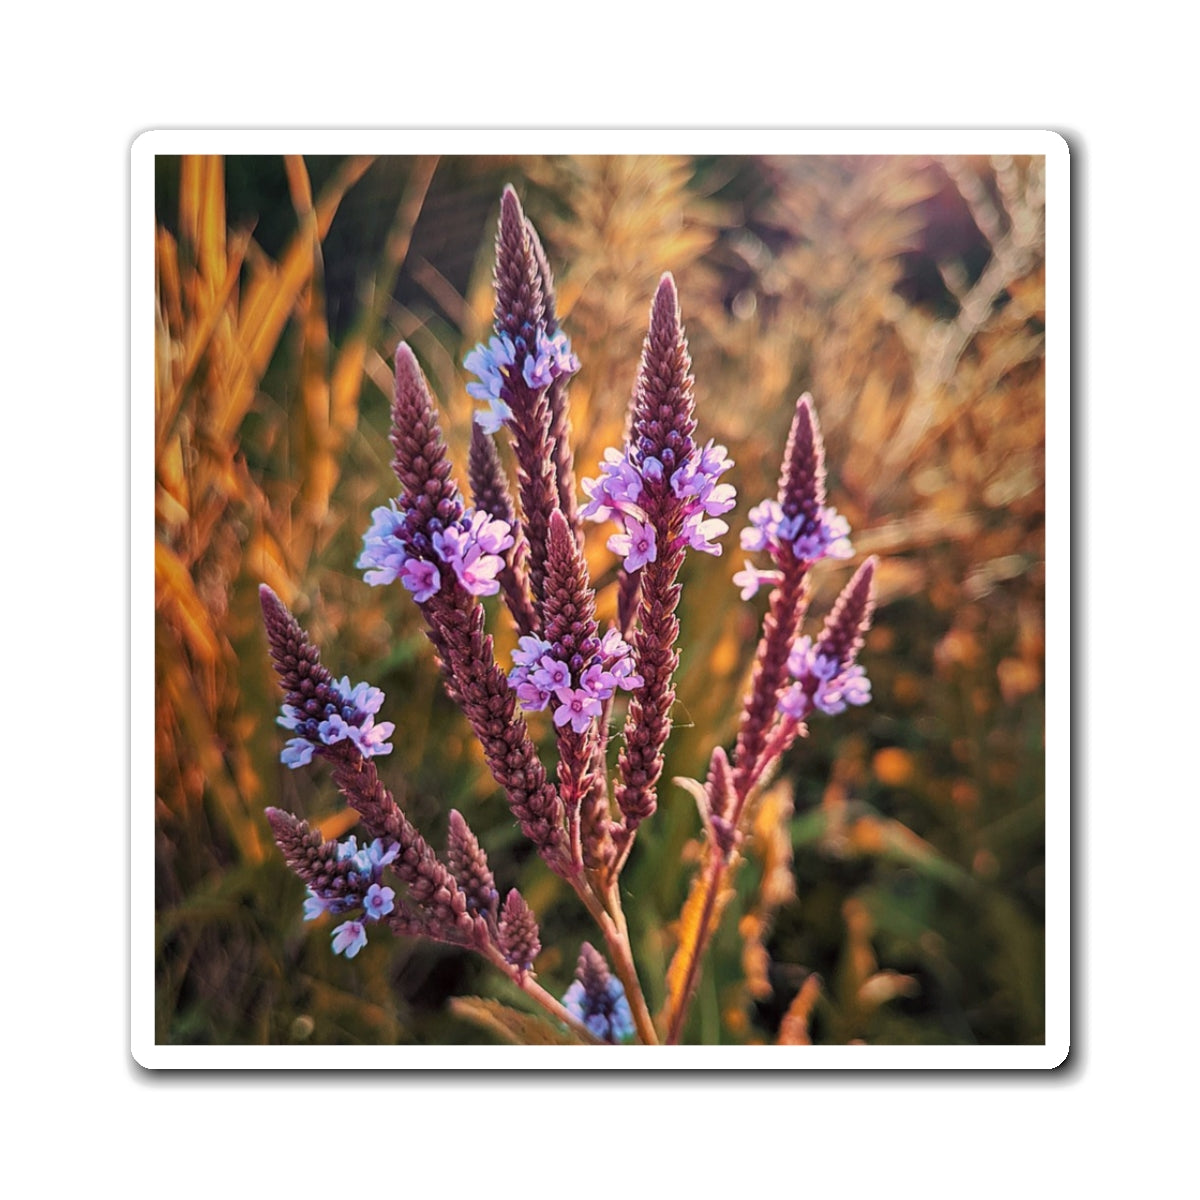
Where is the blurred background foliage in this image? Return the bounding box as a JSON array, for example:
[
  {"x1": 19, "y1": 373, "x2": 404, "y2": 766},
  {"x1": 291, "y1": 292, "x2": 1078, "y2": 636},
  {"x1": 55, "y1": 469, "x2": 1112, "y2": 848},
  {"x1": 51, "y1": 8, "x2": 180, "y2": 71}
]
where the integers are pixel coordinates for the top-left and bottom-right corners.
[{"x1": 154, "y1": 152, "x2": 1045, "y2": 1046}]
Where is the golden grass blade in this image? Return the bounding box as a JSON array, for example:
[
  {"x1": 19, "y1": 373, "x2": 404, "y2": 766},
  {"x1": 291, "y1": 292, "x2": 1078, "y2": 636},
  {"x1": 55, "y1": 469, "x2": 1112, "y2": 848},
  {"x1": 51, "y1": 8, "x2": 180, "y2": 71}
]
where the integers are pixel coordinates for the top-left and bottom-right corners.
[
  {"x1": 155, "y1": 542, "x2": 220, "y2": 666},
  {"x1": 448, "y1": 997, "x2": 584, "y2": 1047},
  {"x1": 660, "y1": 847, "x2": 737, "y2": 1038}
]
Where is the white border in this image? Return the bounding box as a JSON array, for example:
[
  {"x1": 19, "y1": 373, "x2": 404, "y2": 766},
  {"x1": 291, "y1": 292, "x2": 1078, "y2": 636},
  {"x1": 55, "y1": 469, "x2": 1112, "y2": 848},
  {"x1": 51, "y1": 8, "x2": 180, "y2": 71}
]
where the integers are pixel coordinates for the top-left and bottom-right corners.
[{"x1": 132, "y1": 129, "x2": 1069, "y2": 1070}]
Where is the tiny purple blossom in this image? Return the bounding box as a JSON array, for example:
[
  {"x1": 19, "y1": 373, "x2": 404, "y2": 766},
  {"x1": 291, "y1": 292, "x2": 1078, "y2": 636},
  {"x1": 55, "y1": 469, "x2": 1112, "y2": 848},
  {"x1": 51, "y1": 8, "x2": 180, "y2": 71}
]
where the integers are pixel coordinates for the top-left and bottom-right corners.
[
  {"x1": 580, "y1": 661, "x2": 618, "y2": 700},
  {"x1": 277, "y1": 703, "x2": 302, "y2": 730},
  {"x1": 335, "y1": 836, "x2": 360, "y2": 862},
  {"x1": 365, "y1": 839, "x2": 400, "y2": 868},
  {"x1": 553, "y1": 686, "x2": 603, "y2": 733},
  {"x1": 682, "y1": 512, "x2": 728, "y2": 556},
  {"x1": 362, "y1": 884, "x2": 396, "y2": 921},
  {"x1": 351, "y1": 716, "x2": 395, "y2": 758},
  {"x1": 465, "y1": 509, "x2": 515, "y2": 556},
  {"x1": 331, "y1": 920, "x2": 368, "y2": 959},
  {"x1": 608, "y1": 517, "x2": 657, "y2": 572},
  {"x1": 318, "y1": 712, "x2": 352, "y2": 745},
  {"x1": 531, "y1": 655, "x2": 572, "y2": 691},
  {"x1": 464, "y1": 333, "x2": 516, "y2": 402},
  {"x1": 454, "y1": 543, "x2": 504, "y2": 596},
  {"x1": 303, "y1": 890, "x2": 329, "y2": 920},
  {"x1": 338, "y1": 677, "x2": 385, "y2": 717},
  {"x1": 399, "y1": 557, "x2": 441, "y2": 603},
  {"x1": 733, "y1": 561, "x2": 784, "y2": 600},
  {"x1": 358, "y1": 503, "x2": 409, "y2": 586},
  {"x1": 516, "y1": 679, "x2": 552, "y2": 711},
  {"x1": 580, "y1": 448, "x2": 643, "y2": 521},
  {"x1": 608, "y1": 656, "x2": 643, "y2": 690},
  {"x1": 513, "y1": 635, "x2": 553, "y2": 669}
]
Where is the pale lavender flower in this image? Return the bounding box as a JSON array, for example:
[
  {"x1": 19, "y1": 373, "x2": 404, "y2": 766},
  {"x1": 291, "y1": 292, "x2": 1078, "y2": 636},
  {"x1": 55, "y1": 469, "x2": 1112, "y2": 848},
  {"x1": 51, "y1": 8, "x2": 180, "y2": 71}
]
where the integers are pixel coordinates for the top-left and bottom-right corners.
[
  {"x1": 516, "y1": 679, "x2": 552, "y2": 711},
  {"x1": 364, "y1": 839, "x2": 400, "y2": 869},
  {"x1": 553, "y1": 686, "x2": 603, "y2": 733},
  {"x1": 362, "y1": 884, "x2": 396, "y2": 921},
  {"x1": 357, "y1": 506, "x2": 409, "y2": 586},
  {"x1": 432, "y1": 512, "x2": 512, "y2": 597},
  {"x1": 465, "y1": 333, "x2": 517, "y2": 403},
  {"x1": 331, "y1": 920, "x2": 368, "y2": 958},
  {"x1": 522, "y1": 329, "x2": 580, "y2": 391},
  {"x1": 580, "y1": 448, "x2": 643, "y2": 521},
  {"x1": 281, "y1": 738, "x2": 315, "y2": 769},
  {"x1": 350, "y1": 716, "x2": 395, "y2": 758},
  {"x1": 562, "y1": 943, "x2": 634, "y2": 1043},
  {"x1": 531, "y1": 655, "x2": 572, "y2": 692},
  {"x1": 399, "y1": 557, "x2": 441, "y2": 603},
  {"x1": 453, "y1": 543, "x2": 504, "y2": 596},
  {"x1": 338, "y1": 677, "x2": 385, "y2": 717},
  {"x1": 681, "y1": 511, "x2": 729, "y2": 555},
  {"x1": 608, "y1": 517, "x2": 657, "y2": 572},
  {"x1": 303, "y1": 891, "x2": 329, "y2": 920},
  {"x1": 513, "y1": 635, "x2": 553, "y2": 669},
  {"x1": 319, "y1": 712, "x2": 352, "y2": 745},
  {"x1": 732, "y1": 561, "x2": 784, "y2": 601},
  {"x1": 464, "y1": 509, "x2": 516, "y2": 556}
]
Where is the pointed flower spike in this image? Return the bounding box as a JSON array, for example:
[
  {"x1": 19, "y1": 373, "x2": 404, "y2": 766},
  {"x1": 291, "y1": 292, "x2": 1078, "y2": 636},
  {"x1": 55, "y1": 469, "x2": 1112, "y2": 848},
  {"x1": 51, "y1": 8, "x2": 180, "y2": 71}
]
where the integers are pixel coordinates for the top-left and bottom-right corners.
[
  {"x1": 815, "y1": 556, "x2": 877, "y2": 671},
  {"x1": 493, "y1": 185, "x2": 546, "y2": 350},
  {"x1": 779, "y1": 557, "x2": 878, "y2": 722},
  {"x1": 497, "y1": 889, "x2": 542, "y2": 973},
  {"x1": 446, "y1": 810, "x2": 500, "y2": 922},
  {"x1": 613, "y1": 276, "x2": 699, "y2": 836},
  {"x1": 561, "y1": 943, "x2": 634, "y2": 1044}
]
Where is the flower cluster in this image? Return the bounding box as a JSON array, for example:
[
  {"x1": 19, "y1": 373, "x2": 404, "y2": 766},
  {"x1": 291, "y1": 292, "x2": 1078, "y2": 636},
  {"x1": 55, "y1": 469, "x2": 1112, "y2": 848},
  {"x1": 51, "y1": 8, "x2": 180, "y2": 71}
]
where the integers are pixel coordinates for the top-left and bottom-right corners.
[
  {"x1": 277, "y1": 675, "x2": 395, "y2": 768},
  {"x1": 302, "y1": 835, "x2": 400, "y2": 960},
  {"x1": 777, "y1": 635, "x2": 872, "y2": 720},
  {"x1": 733, "y1": 500, "x2": 852, "y2": 600},
  {"x1": 464, "y1": 327, "x2": 580, "y2": 434},
  {"x1": 507, "y1": 626, "x2": 642, "y2": 732},
  {"x1": 580, "y1": 439, "x2": 736, "y2": 571},
  {"x1": 561, "y1": 943, "x2": 634, "y2": 1044},
  {"x1": 732, "y1": 395, "x2": 853, "y2": 603},
  {"x1": 358, "y1": 504, "x2": 515, "y2": 602}
]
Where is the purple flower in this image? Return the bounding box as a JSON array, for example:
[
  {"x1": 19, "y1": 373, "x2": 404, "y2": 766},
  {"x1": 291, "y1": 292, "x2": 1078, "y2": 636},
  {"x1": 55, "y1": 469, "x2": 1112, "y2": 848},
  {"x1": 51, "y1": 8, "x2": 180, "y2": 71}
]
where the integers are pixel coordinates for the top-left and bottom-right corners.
[
  {"x1": 338, "y1": 677, "x2": 385, "y2": 717},
  {"x1": 351, "y1": 716, "x2": 395, "y2": 758},
  {"x1": 562, "y1": 944, "x2": 634, "y2": 1043},
  {"x1": 331, "y1": 920, "x2": 368, "y2": 959},
  {"x1": 464, "y1": 509, "x2": 515, "y2": 556},
  {"x1": 608, "y1": 517, "x2": 657, "y2": 572},
  {"x1": 531, "y1": 655, "x2": 572, "y2": 692},
  {"x1": 580, "y1": 448, "x2": 643, "y2": 521},
  {"x1": 513, "y1": 635, "x2": 553, "y2": 669},
  {"x1": 399, "y1": 557, "x2": 441, "y2": 603},
  {"x1": 433, "y1": 511, "x2": 511, "y2": 597},
  {"x1": 364, "y1": 839, "x2": 400, "y2": 869},
  {"x1": 580, "y1": 661, "x2": 617, "y2": 698},
  {"x1": 281, "y1": 738, "x2": 315, "y2": 768},
  {"x1": 522, "y1": 329, "x2": 580, "y2": 390},
  {"x1": 362, "y1": 884, "x2": 396, "y2": 921},
  {"x1": 303, "y1": 890, "x2": 329, "y2": 920},
  {"x1": 454, "y1": 543, "x2": 504, "y2": 596},
  {"x1": 516, "y1": 679, "x2": 552, "y2": 711},
  {"x1": 358, "y1": 503, "x2": 409, "y2": 586},
  {"x1": 607, "y1": 656, "x2": 643, "y2": 691},
  {"x1": 733, "y1": 560, "x2": 784, "y2": 600},
  {"x1": 780, "y1": 635, "x2": 873, "y2": 720},
  {"x1": 681, "y1": 511, "x2": 728, "y2": 556},
  {"x1": 465, "y1": 334, "x2": 516, "y2": 400},
  {"x1": 319, "y1": 712, "x2": 352, "y2": 745},
  {"x1": 553, "y1": 686, "x2": 603, "y2": 733}
]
